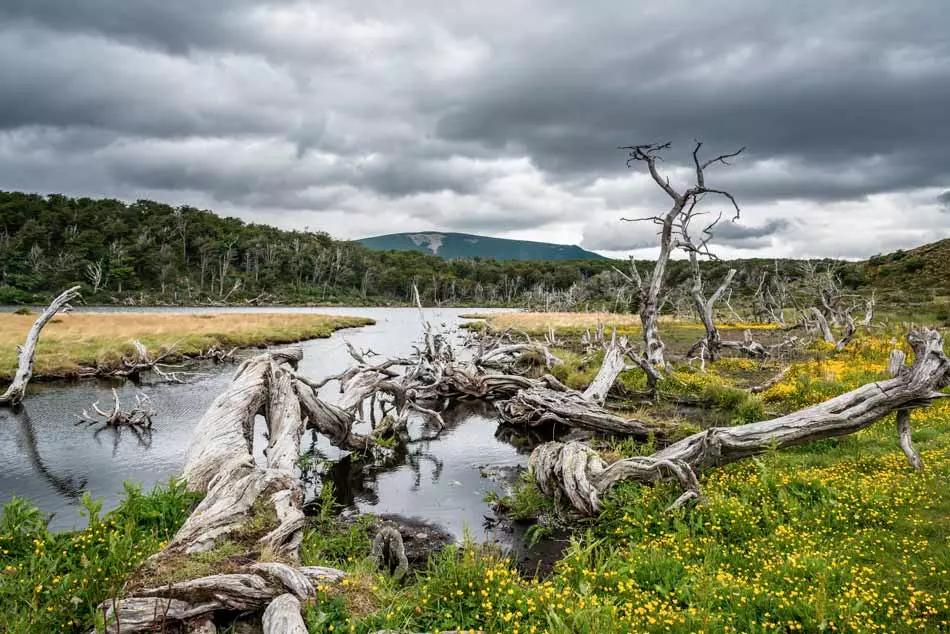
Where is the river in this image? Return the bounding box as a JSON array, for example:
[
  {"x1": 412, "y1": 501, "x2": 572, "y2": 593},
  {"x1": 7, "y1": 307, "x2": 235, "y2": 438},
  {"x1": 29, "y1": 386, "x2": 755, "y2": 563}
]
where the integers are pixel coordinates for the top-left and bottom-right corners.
[{"x1": 0, "y1": 306, "x2": 552, "y2": 544}]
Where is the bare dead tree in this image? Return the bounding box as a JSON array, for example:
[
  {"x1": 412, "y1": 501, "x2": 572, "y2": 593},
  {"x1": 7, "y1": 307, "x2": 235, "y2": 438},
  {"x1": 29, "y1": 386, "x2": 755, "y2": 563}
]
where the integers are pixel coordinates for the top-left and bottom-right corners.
[
  {"x1": 1, "y1": 286, "x2": 81, "y2": 406},
  {"x1": 618, "y1": 141, "x2": 745, "y2": 370},
  {"x1": 765, "y1": 261, "x2": 790, "y2": 326},
  {"x1": 85, "y1": 261, "x2": 105, "y2": 294},
  {"x1": 676, "y1": 205, "x2": 737, "y2": 361}
]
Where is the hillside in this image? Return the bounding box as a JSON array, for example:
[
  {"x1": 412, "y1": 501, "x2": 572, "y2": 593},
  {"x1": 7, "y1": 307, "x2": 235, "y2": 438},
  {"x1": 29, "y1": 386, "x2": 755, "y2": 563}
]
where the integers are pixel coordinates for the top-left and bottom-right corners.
[
  {"x1": 861, "y1": 239, "x2": 950, "y2": 298},
  {"x1": 358, "y1": 231, "x2": 606, "y2": 261}
]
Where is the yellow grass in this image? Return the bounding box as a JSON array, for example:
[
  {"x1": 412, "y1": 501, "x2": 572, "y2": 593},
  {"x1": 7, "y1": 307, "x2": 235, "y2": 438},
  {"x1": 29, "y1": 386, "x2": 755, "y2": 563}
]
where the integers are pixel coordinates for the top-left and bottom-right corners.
[
  {"x1": 0, "y1": 312, "x2": 373, "y2": 379},
  {"x1": 482, "y1": 311, "x2": 642, "y2": 332},
  {"x1": 480, "y1": 312, "x2": 779, "y2": 334}
]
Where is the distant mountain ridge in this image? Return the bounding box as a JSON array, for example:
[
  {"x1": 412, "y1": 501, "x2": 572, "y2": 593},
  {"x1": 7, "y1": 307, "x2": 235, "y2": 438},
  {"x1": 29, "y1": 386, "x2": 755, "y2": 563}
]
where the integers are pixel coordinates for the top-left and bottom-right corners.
[{"x1": 357, "y1": 231, "x2": 606, "y2": 261}]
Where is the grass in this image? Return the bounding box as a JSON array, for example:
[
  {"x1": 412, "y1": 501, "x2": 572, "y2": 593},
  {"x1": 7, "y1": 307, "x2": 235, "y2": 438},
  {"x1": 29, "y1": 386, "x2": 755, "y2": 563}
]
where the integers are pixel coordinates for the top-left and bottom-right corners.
[
  {"x1": 0, "y1": 480, "x2": 200, "y2": 633},
  {"x1": 288, "y1": 327, "x2": 950, "y2": 633},
  {"x1": 4, "y1": 323, "x2": 950, "y2": 632},
  {"x1": 0, "y1": 312, "x2": 373, "y2": 379},
  {"x1": 478, "y1": 311, "x2": 778, "y2": 336}
]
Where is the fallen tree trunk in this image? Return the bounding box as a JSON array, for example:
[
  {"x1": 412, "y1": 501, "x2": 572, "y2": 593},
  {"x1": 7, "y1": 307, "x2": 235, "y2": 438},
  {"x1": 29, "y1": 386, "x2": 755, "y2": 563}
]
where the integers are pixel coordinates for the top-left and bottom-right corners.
[
  {"x1": 0, "y1": 286, "x2": 81, "y2": 406},
  {"x1": 98, "y1": 348, "x2": 349, "y2": 632},
  {"x1": 496, "y1": 332, "x2": 665, "y2": 438},
  {"x1": 530, "y1": 330, "x2": 950, "y2": 515}
]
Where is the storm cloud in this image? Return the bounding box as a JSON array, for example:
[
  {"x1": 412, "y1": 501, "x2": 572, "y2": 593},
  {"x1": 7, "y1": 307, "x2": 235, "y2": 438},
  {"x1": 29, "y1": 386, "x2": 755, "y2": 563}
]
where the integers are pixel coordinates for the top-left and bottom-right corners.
[{"x1": 1, "y1": 1, "x2": 948, "y2": 258}]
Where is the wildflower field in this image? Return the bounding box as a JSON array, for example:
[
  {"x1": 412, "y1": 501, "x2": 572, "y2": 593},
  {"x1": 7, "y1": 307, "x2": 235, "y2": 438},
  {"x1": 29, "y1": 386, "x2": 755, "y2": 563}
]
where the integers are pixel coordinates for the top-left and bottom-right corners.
[{"x1": 2, "y1": 324, "x2": 949, "y2": 633}]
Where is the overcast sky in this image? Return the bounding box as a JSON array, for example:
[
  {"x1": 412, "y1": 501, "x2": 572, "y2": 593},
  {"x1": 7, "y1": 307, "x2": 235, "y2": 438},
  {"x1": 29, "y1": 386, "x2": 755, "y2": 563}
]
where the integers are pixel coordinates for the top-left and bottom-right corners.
[{"x1": 1, "y1": 1, "x2": 948, "y2": 259}]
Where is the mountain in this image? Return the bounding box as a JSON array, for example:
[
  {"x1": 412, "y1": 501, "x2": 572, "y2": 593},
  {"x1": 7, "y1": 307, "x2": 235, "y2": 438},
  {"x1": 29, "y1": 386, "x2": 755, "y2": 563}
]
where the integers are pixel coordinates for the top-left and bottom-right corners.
[{"x1": 357, "y1": 232, "x2": 606, "y2": 261}]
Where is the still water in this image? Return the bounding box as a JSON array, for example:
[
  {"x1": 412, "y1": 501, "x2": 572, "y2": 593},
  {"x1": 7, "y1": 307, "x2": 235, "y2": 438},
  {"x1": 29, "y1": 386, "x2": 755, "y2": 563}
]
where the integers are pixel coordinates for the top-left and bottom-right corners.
[{"x1": 0, "y1": 306, "x2": 548, "y2": 541}]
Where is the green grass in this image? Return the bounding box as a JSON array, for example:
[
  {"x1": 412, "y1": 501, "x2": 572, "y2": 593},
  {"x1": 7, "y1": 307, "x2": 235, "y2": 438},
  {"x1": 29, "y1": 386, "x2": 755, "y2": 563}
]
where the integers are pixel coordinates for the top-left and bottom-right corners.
[
  {"x1": 0, "y1": 480, "x2": 200, "y2": 633},
  {"x1": 5, "y1": 328, "x2": 950, "y2": 633}
]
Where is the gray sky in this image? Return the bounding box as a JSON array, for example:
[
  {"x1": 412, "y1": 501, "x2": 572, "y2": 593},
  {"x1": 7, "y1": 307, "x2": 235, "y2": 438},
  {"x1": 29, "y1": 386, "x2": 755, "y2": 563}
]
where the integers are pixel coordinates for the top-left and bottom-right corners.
[{"x1": 1, "y1": 1, "x2": 948, "y2": 259}]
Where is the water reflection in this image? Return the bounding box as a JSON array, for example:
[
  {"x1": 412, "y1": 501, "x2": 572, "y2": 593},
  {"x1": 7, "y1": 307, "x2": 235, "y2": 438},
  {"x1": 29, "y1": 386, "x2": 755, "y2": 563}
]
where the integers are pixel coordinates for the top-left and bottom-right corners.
[
  {"x1": 11, "y1": 408, "x2": 88, "y2": 501},
  {"x1": 0, "y1": 307, "x2": 516, "y2": 536},
  {"x1": 317, "y1": 400, "x2": 555, "y2": 540}
]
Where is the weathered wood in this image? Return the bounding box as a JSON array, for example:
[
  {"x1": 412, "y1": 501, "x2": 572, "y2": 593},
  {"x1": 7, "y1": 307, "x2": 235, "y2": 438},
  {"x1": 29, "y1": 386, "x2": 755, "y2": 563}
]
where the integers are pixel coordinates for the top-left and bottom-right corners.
[
  {"x1": 262, "y1": 594, "x2": 308, "y2": 634},
  {"x1": 100, "y1": 348, "x2": 329, "y2": 631},
  {"x1": 294, "y1": 379, "x2": 377, "y2": 452},
  {"x1": 1, "y1": 286, "x2": 81, "y2": 406},
  {"x1": 888, "y1": 349, "x2": 923, "y2": 470},
  {"x1": 719, "y1": 329, "x2": 769, "y2": 359},
  {"x1": 749, "y1": 366, "x2": 790, "y2": 394},
  {"x1": 581, "y1": 331, "x2": 628, "y2": 406},
  {"x1": 810, "y1": 307, "x2": 835, "y2": 344},
  {"x1": 371, "y1": 526, "x2": 409, "y2": 581},
  {"x1": 250, "y1": 563, "x2": 315, "y2": 600},
  {"x1": 183, "y1": 353, "x2": 282, "y2": 492},
  {"x1": 531, "y1": 330, "x2": 950, "y2": 515},
  {"x1": 99, "y1": 597, "x2": 220, "y2": 634},
  {"x1": 77, "y1": 389, "x2": 155, "y2": 429},
  {"x1": 498, "y1": 384, "x2": 659, "y2": 438},
  {"x1": 619, "y1": 142, "x2": 744, "y2": 369}
]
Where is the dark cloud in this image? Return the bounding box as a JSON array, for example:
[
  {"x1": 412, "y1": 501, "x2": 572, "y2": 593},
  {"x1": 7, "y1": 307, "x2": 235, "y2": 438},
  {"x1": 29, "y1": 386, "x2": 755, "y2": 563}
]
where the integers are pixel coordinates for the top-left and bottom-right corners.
[
  {"x1": 710, "y1": 219, "x2": 791, "y2": 248},
  {"x1": 0, "y1": 1, "x2": 948, "y2": 256}
]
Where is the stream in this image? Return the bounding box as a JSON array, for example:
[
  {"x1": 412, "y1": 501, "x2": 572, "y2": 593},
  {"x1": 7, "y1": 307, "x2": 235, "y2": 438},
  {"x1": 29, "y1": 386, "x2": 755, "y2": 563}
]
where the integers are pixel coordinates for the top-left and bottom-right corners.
[{"x1": 0, "y1": 307, "x2": 558, "y2": 559}]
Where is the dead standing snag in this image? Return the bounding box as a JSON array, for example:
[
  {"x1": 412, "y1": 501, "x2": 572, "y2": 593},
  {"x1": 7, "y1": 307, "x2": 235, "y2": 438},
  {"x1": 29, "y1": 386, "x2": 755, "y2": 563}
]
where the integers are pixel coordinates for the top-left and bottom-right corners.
[
  {"x1": 618, "y1": 141, "x2": 745, "y2": 371},
  {"x1": 0, "y1": 286, "x2": 81, "y2": 406}
]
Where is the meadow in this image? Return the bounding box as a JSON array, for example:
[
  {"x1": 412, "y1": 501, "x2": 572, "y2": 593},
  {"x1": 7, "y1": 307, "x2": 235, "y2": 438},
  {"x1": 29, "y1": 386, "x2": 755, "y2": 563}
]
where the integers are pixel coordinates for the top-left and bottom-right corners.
[
  {"x1": 0, "y1": 311, "x2": 373, "y2": 379},
  {"x1": 1, "y1": 318, "x2": 948, "y2": 632}
]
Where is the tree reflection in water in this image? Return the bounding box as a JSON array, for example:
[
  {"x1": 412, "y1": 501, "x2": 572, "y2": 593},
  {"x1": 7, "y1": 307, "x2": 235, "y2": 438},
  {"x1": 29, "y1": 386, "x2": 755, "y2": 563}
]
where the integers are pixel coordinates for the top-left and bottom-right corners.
[{"x1": 8, "y1": 408, "x2": 88, "y2": 500}]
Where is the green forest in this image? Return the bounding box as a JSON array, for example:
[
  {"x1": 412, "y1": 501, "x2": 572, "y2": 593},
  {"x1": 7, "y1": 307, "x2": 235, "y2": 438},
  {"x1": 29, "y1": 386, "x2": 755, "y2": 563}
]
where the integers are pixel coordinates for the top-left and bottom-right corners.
[
  {"x1": 0, "y1": 191, "x2": 618, "y2": 307},
  {"x1": 0, "y1": 191, "x2": 941, "y2": 316}
]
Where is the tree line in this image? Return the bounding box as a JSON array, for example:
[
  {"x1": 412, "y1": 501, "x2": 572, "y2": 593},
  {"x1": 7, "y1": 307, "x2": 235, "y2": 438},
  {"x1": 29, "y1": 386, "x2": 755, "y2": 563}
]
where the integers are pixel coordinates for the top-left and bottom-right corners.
[
  {"x1": 0, "y1": 191, "x2": 885, "y2": 313},
  {"x1": 0, "y1": 191, "x2": 621, "y2": 306}
]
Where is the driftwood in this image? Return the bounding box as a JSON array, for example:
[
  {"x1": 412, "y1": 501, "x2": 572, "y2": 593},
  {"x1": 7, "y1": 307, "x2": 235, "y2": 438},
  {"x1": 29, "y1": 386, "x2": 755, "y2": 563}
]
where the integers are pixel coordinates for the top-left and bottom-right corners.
[
  {"x1": 76, "y1": 389, "x2": 155, "y2": 429},
  {"x1": 749, "y1": 366, "x2": 791, "y2": 394},
  {"x1": 496, "y1": 331, "x2": 664, "y2": 437},
  {"x1": 530, "y1": 330, "x2": 949, "y2": 515},
  {"x1": 0, "y1": 286, "x2": 81, "y2": 406},
  {"x1": 98, "y1": 348, "x2": 350, "y2": 632},
  {"x1": 719, "y1": 329, "x2": 769, "y2": 359}
]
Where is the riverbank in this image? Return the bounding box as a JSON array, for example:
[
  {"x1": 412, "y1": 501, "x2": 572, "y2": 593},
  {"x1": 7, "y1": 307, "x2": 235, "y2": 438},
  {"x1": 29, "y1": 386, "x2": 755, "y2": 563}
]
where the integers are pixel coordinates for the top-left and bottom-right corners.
[
  {"x1": 3, "y1": 320, "x2": 949, "y2": 632},
  {"x1": 0, "y1": 312, "x2": 373, "y2": 379}
]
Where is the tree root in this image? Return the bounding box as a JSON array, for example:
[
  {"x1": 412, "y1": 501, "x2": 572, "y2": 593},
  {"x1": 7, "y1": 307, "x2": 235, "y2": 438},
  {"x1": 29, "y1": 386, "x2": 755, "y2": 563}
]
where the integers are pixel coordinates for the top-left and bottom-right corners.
[{"x1": 530, "y1": 330, "x2": 950, "y2": 515}]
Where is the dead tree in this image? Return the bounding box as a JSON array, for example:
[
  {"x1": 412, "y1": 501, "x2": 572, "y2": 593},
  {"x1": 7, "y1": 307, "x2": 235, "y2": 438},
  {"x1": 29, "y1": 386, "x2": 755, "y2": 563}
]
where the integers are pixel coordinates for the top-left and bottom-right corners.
[
  {"x1": 618, "y1": 141, "x2": 745, "y2": 370},
  {"x1": 76, "y1": 389, "x2": 155, "y2": 429},
  {"x1": 99, "y1": 348, "x2": 349, "y2": 633},
  {"x1": 889, "y1": 349, "x2": 923, "y2": 471},
  {"x1": 530, "y1": 329, "x2": 949, "y2": 516},
  {"x1": 0, "y1": 286, "x2": 81, "y2": 407},
  {"x1": 85, "y1": 261, "x2": 105, "y2": 294},
  {"x1": 676, "y1": 206, "x2": 737, "y2": 361}
]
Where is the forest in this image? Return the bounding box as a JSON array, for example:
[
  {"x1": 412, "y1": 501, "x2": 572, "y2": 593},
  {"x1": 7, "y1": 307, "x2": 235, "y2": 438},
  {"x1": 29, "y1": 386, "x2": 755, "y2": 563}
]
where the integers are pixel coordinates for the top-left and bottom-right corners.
[{"x1": 0, "y1": 190, "x2": 889, "y2": 316}]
